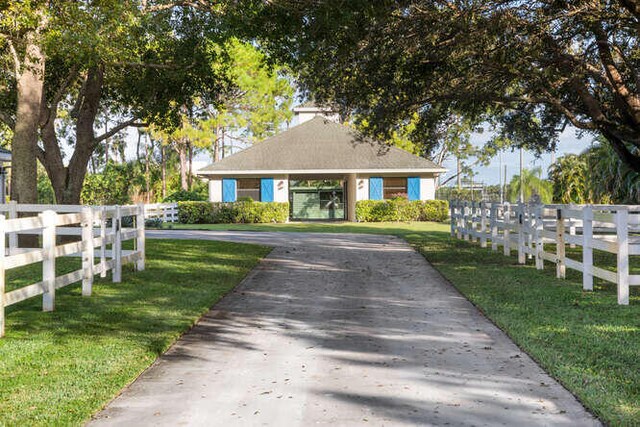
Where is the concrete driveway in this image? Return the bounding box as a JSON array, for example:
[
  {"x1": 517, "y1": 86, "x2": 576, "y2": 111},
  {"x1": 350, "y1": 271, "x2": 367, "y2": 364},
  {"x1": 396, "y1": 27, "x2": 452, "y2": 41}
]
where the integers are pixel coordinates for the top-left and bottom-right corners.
[{"x1": 91, "y1": 230, "x2": 599, "y2": 426}]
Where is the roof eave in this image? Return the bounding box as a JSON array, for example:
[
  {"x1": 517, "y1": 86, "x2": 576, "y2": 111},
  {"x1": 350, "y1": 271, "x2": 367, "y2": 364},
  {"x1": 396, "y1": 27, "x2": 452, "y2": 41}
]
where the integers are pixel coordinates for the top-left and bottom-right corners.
[{"x1": 196, "y1": 167, "x2": 447, "y2": 176}]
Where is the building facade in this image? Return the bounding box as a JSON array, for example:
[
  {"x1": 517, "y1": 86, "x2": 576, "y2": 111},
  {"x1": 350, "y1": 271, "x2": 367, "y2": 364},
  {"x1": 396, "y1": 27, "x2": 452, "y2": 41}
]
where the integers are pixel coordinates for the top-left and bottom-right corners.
[{"x1": 197, "y1": 111, "x2": 445, "y2": 221}]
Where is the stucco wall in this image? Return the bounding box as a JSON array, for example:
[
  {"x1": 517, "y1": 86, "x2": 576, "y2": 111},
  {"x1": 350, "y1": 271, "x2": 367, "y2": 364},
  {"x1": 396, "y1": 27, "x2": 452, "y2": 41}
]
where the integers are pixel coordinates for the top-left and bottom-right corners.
[
  {"x1": 208, "y1": 179, "x2": 222, "y2": 202},
  {"x1": 273, "y1": 175, "x2": 289, "y2": 203},
  {"x1": 356, "y1": 177, "x2": 369, "y2": 201}
]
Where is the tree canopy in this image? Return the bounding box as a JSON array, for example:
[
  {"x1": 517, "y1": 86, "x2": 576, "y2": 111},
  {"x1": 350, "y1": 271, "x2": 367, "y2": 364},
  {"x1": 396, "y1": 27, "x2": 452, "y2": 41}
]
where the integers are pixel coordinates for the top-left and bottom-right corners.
[{"x1": 249, "y1": 1, "x2": 640, "y2": 170}]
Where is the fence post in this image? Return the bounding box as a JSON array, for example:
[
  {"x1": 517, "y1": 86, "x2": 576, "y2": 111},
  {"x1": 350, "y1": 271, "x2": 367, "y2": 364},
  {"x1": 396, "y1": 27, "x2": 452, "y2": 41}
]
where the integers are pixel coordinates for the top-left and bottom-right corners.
[
  {"x1": 463, "y1": 202, "x2": 470, "y2": 241},
  {"x1": 470, "y1": 202, "x2": 477, "y2": 242},
  {"x1": 81, "y1": 207, "x2": 94, "y2": 296},
  {"x1": 41, "y1": 210, "x2": 57, "y2": 312},
  {"x1": 480, "y1": 201, "x2": 487, "y2": 248},
  {"x1": 490, "y1": 204, "x2": 498, "y2": 251},
  {"x1": 0, "y1": 215, "x2": 5, "y2": 337},
  {"x1": 162, "y1": 204, "x2": 168, "y2": 223},
  {"x1": 113, "y1": 205, "x2": 122, "y2": 283},
  {"x1": 535, "y1": 205, "x2": 544, "y2": 270},
  {"x1": 616, "y1": 208, "x2": 629, "y2": 305},
  {"x1": 517, "y1": 203, "x2": 525, "y2": 264},
  {"x1": 100, "y1": 207, "x2": 107, "y2": 278},
  {"x1": 8, "y1": 200, "x2": 16, "y2": 254},
  {"x1": 582, "y1": 206, "x2": 593, "y2": 291},
  {"x1": 556, "y1": 208, "x2": 566, "y2": 279},
  {"x1": 456, "y1": 202, "x2": 462, "y2": 239},
  {"x1": 503, "y1": 203, "x2": 511, "y2": 256},
  {"x1": 450, "y1": 201, "x2": 456, "y2": 237},
  {"x1": 136, "y1": 203, "x2": 145, "y2": 271}
]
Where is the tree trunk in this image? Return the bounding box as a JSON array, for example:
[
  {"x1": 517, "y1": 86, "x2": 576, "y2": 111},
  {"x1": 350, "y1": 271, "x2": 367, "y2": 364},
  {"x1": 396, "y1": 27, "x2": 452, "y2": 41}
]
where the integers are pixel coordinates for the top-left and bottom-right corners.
[
  {"x1": 11, "y1": 40, "x2": 45, "y2": 205},
  {"x1": 179, "y1": 142, "x2": 188, "y2": 191},
  {"x1": 214, "y1": 124, "x2": 220, "y2": 161},
  {"x1": 161, "y1": 144, "x2": 167, "y2": 199},
  {"x1": 188, "y1": 142, "x2": 193, "y2": 189}
]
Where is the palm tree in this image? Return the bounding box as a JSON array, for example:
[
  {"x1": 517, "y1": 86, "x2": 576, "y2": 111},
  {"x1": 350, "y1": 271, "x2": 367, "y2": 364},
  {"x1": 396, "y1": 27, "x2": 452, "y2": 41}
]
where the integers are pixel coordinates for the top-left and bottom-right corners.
[
  {"x1": 548, "y1": 154, "x2": 588, "y2": 204},
  {"x1": 507, "y1": 167, "x2": 553, "y2": 203}
]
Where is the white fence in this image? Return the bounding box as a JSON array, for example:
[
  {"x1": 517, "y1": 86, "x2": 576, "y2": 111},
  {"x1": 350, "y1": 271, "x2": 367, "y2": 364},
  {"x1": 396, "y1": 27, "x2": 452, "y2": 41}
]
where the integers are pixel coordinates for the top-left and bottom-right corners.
[
  {"x1": 144, "y1": 202, "x2": 178, "y2": 223},
  {"x1": 450, "y1": 200, "x2": 640, "y2": 305},
  {"x1": 0, "y1": 203, "x2": 145, "y2": 337}
]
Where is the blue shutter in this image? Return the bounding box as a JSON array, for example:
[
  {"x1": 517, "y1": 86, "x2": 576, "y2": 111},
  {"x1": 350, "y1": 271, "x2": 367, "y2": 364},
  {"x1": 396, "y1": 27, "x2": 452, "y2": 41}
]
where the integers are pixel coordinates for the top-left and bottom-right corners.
[
  {"x1": 369, "y1": 177, "x2": 383, "y2": 200},
  {"x1": 407, "y1": 177, "x2": 421, "y2": 201},
  {"x1": 222, "y1": 178, "x2": 236, "y2": 202},
  {"x1": 260, "y1": 178, "x2": 274, "y2": 202}
]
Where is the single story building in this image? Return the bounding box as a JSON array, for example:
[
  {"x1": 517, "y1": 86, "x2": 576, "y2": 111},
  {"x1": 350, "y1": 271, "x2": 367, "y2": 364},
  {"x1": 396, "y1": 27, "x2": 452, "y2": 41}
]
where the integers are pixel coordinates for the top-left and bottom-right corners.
[{"x1": 197, "y1": 109, "x2": 446, "y2": 221}]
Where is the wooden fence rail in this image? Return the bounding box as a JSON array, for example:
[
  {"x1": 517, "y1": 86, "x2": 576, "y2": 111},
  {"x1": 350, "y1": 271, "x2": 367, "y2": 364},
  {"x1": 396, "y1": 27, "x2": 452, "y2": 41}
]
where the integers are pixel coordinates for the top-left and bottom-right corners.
[
  {"x1": 144, "y1": 202, "x2": 179, "y2": 223},
  {"x1": 0, "y1": 203, "x2": 146, "y2": 337},
  {"x1": 450, "y1": 200, "x2": 640, "y2": 305}
]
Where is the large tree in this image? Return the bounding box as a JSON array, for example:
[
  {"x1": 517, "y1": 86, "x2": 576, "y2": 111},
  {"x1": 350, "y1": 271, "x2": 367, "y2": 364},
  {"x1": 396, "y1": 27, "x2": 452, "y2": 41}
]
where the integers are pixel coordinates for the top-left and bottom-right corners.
[
  {"x1": 247, "y1": 1, "x2": 640, "y2": 171},
  {"x1": 0, "y1": 1, "x2": 235, "y2": 204}
]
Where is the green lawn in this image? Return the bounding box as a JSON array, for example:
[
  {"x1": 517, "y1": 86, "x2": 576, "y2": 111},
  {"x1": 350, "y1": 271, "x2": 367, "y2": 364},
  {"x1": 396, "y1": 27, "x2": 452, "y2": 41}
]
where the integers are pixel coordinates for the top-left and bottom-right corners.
[
  {"x1": 165, "y1": 221, "x2": 640, "y2": 425},
  {"x1": 0, "y1": 239, "x2": 270, "y2": 426}
]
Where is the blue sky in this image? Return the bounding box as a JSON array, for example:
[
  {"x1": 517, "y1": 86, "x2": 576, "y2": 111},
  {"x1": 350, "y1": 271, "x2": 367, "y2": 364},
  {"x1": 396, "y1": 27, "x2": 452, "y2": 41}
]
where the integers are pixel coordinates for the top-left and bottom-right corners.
[{"x1": 440, "y1": 126, "x2": 593, "y2": 186}]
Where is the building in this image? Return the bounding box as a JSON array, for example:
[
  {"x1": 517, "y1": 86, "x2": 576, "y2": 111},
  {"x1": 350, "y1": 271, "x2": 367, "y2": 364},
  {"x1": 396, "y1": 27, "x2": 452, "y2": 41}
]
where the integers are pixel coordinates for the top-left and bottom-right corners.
[{"x1": 197, "y1": 109, "x2": 446, "y2": 221}]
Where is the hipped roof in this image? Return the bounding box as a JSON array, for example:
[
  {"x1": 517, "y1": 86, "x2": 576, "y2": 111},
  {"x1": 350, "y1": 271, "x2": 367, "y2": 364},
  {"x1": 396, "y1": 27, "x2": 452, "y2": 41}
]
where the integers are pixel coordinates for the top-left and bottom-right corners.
[{"x1": 197, "y1": 117, "x2": 446, "y2": 176}]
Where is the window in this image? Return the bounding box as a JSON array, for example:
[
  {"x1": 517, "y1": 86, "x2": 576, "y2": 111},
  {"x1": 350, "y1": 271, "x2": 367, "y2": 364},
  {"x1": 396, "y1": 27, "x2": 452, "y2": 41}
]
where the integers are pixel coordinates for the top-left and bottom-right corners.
[
  {"x1": 237, "y1": 178, "x2": 260, "y2": 201},
  {"x1": 383, "y1": 177, "x2": 407, "y2": 199}
]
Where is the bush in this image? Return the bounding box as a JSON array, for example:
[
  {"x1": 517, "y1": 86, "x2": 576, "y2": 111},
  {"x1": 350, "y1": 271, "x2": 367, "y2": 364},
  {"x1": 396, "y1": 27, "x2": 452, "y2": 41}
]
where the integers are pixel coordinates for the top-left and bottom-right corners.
[
  {"x1": 145, "y1": 218, "x2": 164, "y2": 229},
  {"x1": 177, "y1": 201, "x2": 214, "y2": 223},
  {"x1": 164, "y1": 190, "x2": 206, "y2": 202},
  {"x1": 356, "y1": 199, "x2": 448, "y2": 222},
  {"x1": 178, "y1": 201, "x2": 289, "y2": 224}
]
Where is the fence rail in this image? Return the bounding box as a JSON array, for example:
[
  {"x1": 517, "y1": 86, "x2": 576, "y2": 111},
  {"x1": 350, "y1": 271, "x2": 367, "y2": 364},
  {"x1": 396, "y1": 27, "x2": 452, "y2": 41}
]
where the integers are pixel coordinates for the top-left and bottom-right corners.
[
  {"x1": 450, "y1": 200, "x2": 640, "y2": 305},
  {"x1": 0, "y1": 203, "x2": 146, "y2": 337},
  {"x1": 144, "y1": 202, "x2": 178, "y2": 223}
]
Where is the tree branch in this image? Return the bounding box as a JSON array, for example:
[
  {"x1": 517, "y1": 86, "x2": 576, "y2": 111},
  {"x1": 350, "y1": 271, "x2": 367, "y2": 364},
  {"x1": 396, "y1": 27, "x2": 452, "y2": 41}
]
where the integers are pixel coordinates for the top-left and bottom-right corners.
[
  {"x1": 94, "y1": 119, "x2": 148, "y2": 144},
  {"x1": 6, "y1": 38, "x2": 21, "y2": 78}
]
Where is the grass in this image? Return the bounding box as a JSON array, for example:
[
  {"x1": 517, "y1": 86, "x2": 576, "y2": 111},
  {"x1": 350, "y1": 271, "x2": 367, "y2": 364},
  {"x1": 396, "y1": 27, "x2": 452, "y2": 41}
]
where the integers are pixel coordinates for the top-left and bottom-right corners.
[
  {"x1": 0, "y1": 239, "x2": 270, "y2": 426},
  {"x1": 165, "y1": 221, "x2": 640, "y2": 425}
]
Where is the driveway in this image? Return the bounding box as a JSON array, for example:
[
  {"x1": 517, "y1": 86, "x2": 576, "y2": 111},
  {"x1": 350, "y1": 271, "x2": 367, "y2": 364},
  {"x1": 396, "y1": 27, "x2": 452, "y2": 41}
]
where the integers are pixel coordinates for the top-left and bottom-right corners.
[{"x1": 91, "y1": 230, "x2": 599, "y2": 426}]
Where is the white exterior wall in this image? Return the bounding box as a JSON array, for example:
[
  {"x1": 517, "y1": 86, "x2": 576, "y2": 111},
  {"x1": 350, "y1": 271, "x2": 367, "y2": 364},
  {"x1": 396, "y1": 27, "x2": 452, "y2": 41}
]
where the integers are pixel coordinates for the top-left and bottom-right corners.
[
  {"x1": 356, "y1": 177, "x2": 369, "y2": 201},
  {"x1": 273, "y1": 175, "x2": 289, "y2": 202},
  {"x1": 420, "y1": 175, "x2": 437, "y2": 200},
  {"x1": 208, "y1": 179, "x2": 222, "y2": 202}
]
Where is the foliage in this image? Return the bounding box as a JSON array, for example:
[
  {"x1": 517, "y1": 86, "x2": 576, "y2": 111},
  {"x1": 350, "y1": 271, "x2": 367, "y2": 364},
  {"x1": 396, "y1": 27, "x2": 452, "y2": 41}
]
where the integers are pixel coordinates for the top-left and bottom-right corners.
[
  {"x1": 251, "y1": 1, "x2": 640, "y2": 171},
  {"x1": 163, "y1": 189, "x2": 206, "y2": 202},
  {"x1": 355, "y1": 199, "x2": 448, "y2": 222},
  {"x1": 36, "y1": 166, "x2": 55, "y2": 204},
  {"x1": 0, "y1": 239, "x2": 268, "y2": 425},
  {"x1": 507, "y1": 167, "x2": 553, "y2": 204},
  {"x1": 178, "y1": 201, "x2": 289, "y2": 224},
  {"x1": 549, "y1": 139, "x2": 640, "y2": 204},
  {"x1": 81, "y1": 163, "x2": 132, "y2": 205},
  {"x1": 144, "y1": 218, "x2": 164, "y2": 229},
  {"x1": 548, "y1": 154, "x2": 589, "y2": 204},
  {"x1": 436, "y1": 185, "x2": 505, "y2": 203}
]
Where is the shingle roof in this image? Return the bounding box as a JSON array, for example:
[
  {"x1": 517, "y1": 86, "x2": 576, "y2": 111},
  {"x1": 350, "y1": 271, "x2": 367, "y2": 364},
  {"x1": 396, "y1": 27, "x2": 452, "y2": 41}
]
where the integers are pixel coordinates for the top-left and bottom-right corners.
[{"x1": 198, "y1": 117, "x2": 446, "y2": 175}]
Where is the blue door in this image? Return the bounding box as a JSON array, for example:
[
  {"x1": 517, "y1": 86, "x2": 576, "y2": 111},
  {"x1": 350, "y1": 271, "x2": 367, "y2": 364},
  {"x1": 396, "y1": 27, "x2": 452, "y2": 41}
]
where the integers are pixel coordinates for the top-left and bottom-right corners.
[
  {"x1": 260, "y1": 178, "x2": 274, "y2": 202},
  {"x1": 407, "y1": 177, "x2": 421, "y2": 201},
  {"x1": 222, "y1": 178, "x2": 236, "y2": 202},
  {"x1": 369, "y1": 177, "x2": 383, "y2": 200}
]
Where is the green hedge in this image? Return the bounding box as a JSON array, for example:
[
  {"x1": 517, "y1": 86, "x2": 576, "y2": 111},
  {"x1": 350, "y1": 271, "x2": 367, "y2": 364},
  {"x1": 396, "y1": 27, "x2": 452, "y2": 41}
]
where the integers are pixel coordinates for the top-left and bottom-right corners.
[
  {"x1": 178, "y1": 201, "x2": 289, "y2": 224},
  {"x1": 356, "y1": 199, "x2": 448, "y2": 222}
]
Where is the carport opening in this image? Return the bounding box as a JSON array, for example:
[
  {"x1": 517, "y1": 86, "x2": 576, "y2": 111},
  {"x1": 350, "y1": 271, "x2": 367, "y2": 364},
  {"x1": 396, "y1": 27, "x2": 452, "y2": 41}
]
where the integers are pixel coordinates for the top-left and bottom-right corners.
[{"x1": 289, "y1": 179, "x2": 345, "y2": 221}]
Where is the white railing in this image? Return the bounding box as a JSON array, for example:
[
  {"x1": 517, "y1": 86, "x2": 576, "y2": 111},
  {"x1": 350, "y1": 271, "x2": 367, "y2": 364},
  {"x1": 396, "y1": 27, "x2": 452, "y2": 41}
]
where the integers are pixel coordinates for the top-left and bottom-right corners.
[
  {"x1": 450, "y1": 200, "x2": 640, "y2": 305},
  {"x1": 144, "y1": 202, "x2": 178, "y2": 223},
  {"x1": 0, "y1": 203, "x2": 146, "y2": 337}
]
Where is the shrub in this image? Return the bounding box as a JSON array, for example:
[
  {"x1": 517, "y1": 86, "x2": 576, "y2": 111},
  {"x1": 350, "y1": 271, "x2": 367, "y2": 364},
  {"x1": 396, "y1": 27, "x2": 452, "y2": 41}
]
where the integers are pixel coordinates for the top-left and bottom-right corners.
[
  {"x1": 145, "y1": 218, "x2": 164, "y2": 229},
  {"x1": 356, "y1": 199, "x2": 448, "y2": 222},
  {"x1": 178, "y1": 201, "x2": 289, "y2": 224},
  {"x1": 164, "y1": 190, "x2": 206, "y2": 202},
  {"x1": 177, "y1": 201, "x2": 214, "y2": 223}
]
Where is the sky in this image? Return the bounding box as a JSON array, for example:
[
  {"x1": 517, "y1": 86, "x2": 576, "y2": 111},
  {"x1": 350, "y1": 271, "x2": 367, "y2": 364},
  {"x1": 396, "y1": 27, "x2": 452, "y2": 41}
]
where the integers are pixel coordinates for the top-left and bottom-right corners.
[{"x1": 440, "y1": 126, "x2": 592, "y2": 186}]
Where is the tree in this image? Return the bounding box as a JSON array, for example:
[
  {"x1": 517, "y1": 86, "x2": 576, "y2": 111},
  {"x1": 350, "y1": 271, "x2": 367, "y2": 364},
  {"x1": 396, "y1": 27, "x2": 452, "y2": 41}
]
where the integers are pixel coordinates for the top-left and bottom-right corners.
[
  {"x1": 548, "y1": 154, "x2": 589, "y2": 204},
  {"x1": 1, "y1": 1, "x2": 235, "y2": 204},
  {"x1": 249, "y1": 1, "x2": 640, "y2": 172},
  {"x1": 507, "y1": 167, "x2": 553, "y2": 204}
]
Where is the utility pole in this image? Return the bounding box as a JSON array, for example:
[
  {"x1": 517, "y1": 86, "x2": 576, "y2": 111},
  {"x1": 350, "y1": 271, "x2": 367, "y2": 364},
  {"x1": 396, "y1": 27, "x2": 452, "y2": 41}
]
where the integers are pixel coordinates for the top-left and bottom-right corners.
[
  {"x1": 519, "y1": 147, "x2": 524, "y2": 203},
  {"x1": 504, "y1": 164, "x2": 507, "y2": 203},
  {"x1": 456, "y1": 155, "x2": 461, "y2": 189},
  {"x1": 499, "y1": 152, "x2": 503, "y2": 203}
]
